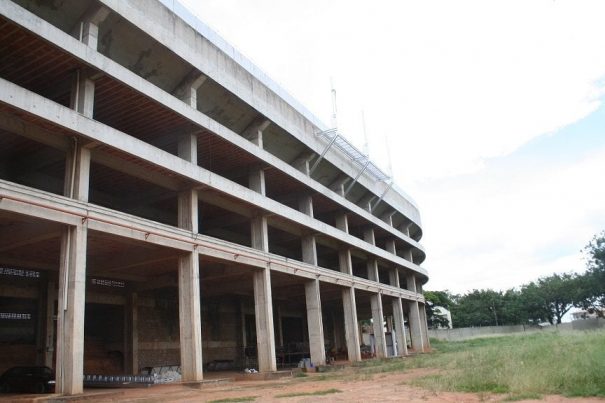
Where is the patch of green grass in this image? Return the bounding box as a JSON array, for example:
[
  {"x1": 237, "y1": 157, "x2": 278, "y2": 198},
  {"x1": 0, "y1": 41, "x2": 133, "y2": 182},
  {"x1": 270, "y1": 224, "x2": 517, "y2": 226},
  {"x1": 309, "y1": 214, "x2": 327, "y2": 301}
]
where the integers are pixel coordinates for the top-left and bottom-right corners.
[
  {"x1": 208, "y1": 397, "x2": 259, "y2": 403},
  {"x1": 293, "y1": 371, "x2": 307, "y2": 378},
  {"x1": 274, "y1": 388, "x2": 342, "y2": 398},
  {"x1": 402, "y1": 330, "x2": 605, "y2": 398}
]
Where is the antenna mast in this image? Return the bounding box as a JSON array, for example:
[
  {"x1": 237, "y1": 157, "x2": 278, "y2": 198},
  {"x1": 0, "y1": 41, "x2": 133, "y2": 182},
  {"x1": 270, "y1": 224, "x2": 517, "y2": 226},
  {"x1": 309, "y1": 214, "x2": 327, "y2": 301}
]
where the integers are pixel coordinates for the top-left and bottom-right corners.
[{"x1": 330, "y1": 78, "x2": 338, "y2": 129}]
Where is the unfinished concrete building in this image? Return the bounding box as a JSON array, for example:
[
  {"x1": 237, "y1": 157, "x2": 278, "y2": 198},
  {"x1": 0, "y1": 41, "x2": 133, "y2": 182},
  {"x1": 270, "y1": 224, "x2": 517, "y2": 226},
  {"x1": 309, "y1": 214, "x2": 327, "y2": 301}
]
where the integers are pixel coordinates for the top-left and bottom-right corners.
[{"x1": 0, "y1": 0, "x2": 430, "y2": 395}]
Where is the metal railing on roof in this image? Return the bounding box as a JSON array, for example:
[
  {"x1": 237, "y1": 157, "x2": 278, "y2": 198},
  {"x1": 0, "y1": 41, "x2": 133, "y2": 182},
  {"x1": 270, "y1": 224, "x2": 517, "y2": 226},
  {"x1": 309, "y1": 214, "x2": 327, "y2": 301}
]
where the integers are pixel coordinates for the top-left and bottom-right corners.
[{"x1": 314, "y1": 128, "x2": 390, "y2": 183}]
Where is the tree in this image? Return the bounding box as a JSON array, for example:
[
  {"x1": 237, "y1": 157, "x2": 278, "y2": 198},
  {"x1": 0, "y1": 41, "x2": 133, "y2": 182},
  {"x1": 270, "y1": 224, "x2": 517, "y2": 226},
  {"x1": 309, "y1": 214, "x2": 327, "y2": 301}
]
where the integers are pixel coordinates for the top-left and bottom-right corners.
[
  {"x1": 575, "y1": 231, "x2": 605, "y2": 316},
  {"x1": 534, "y1": 273, "x2": 579, "y2": 324},
  {"x1": 450, "y1": 289, "x2": 504, "y2": 328},
  {"x1": 424, "y1": 290, "x2": 454, "y2": 329}
]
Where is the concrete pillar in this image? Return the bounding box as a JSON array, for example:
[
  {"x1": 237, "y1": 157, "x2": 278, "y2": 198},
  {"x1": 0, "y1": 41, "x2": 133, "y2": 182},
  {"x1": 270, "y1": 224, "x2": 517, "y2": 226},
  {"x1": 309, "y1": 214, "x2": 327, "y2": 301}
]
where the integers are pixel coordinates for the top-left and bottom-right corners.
[
  {"x1": 299, "y1": 195, "x2": 318, "y2": 266},
  {"x1": 63, "y1": 141, "x2": 91, "y2": 202},
  {"x1": 56, "y1": 223, "x2": 87, "y2": 395},
  {"x1": 305, "y1": 279, "x2": 326, "y2": 366},
  {"x1": 44, "y1": 281, "x2": 56, "y2": 368},
  {"x1": 392, "y1": 298, "x2": 408, "y2": 356},
  {"x1": 302, "y1": 235, "x2": 318, "y2": 266},
  {"x1": 178, "y1": 133, "x2": 198, "y2": 165},
  {"x1": 341, "y1": 287, "x2": 361, "y2": 362},
  {"x1": 249, "y1": 168, "x2": 266, "y2": 196},
  {"x1": 335, "y1": 213, "x2": 348, "y2": 233},
  {"x1": 242, "y1": 118, "x2": 270, "y2": 148},
  {"x1": 253, "y1": 267, "x2": 276, "y2": 372},
  {"x1": 339, "y1": 248, "x2": 353, "y2": 275},
  {"x1": 367, "y1": 258, "x2": 379, "y2": 282},
  {"x1": 178, "y1": 251, "x2": 203, "y2": 380},
  {"x1": 124, "y1": 292, "x2": 138, "y2": 374},
  {"x1": 406, "y1": 273, "x2": 424, "y2": 352},
  {"x1": 386, "y1": 239, "x2": 397, "y2": 255},
  {"x1": 248, "y1": 165, "x2": 276, "y2": 372},
  {"x1": 176, "y1": 132, "x2": 203, "y2": 381},
  {"x1": 364, "y1": 227, "x2": 376, "y2": 246},
  {"x1": 419, "y1": 302, "x2": 431, "y2": 350},
  {"x1": 298, "y1": 195, "x2": 314, "y2": 217},
  {"x1": 178, "y1": 190, "x2": 199, "y2": 232},
  {"x1": 370, "y1": 292, "x2": 387, "y2": 358},
  {"x1": 70, "y1": 70, "x2": 95, "y2": 118},
  {"x1": 174, "y1": 73, "x2": 207, "y2": 109},
  {"x1": 389, "y1": 267, "x2": 400, "y2": 289}
]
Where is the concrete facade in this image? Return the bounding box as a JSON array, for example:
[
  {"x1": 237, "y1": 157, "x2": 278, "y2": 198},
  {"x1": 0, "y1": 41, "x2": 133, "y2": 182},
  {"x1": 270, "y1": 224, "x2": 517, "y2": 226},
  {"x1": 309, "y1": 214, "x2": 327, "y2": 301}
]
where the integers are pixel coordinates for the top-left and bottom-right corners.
[{"x1": 0, "y1": 0, "x2": 430, "y2": 395}]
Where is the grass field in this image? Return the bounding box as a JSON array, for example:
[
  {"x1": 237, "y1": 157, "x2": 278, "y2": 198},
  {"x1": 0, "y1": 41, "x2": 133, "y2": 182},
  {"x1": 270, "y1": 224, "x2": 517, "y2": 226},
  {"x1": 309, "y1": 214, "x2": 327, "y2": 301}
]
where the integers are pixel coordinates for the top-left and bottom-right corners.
[{"x1": 354, "y1": 330, "x2": 605, "y2": 400}]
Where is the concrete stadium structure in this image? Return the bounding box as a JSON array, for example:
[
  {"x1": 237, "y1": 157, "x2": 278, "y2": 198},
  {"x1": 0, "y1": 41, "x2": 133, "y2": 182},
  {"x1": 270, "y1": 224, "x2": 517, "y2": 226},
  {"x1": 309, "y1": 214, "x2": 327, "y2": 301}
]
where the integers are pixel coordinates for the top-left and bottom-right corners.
[{"x1": 0, "y1": 0, "x2": 430, "y2": 395}]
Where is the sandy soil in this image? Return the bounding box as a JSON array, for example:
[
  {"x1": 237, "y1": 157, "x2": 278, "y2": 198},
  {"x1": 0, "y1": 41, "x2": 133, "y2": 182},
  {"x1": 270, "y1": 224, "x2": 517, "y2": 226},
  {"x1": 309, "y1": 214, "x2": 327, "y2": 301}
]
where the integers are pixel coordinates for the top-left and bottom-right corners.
[
  {"x1": 4, "y1": 368, "x2": 603, "y2": 402},
  {"x1": 107, "y1": 368, "x2": 603, "y2": 403}
]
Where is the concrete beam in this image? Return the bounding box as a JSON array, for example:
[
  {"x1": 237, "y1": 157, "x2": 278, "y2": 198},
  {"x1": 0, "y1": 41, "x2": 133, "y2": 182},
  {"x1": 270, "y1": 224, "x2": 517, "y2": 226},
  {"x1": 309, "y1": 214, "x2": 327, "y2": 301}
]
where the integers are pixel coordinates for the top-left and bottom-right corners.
[{"x1": 0, "y1": 181, "x2": 425, "y2": 303}]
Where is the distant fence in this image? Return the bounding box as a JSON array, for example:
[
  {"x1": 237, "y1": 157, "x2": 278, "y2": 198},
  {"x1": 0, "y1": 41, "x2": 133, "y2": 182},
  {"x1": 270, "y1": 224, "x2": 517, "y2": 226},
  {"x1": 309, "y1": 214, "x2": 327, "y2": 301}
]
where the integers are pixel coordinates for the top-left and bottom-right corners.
[{"x1": 428, "y1": 323, "x2": 575, "y2": 341}]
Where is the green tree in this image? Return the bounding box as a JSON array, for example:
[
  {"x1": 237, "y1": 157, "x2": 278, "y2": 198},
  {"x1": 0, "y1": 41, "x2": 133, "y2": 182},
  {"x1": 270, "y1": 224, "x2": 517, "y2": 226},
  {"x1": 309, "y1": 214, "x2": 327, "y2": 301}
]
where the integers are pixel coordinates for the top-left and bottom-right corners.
[
  {"x1": 575, "y1": 231, "x2": 605, "y2": 316},
  {"x1": 450, "y1": 289, "x2": 503, "y2": 328},
  {"x1": 534, "y1": 273, "x2": 579, "y2": 324},
  {"x1": 424, "y1": 290, "x2": 454, "y2": 329},
  {"x1": 519, "y1": 282, "x2": 553, "y2": 324}
]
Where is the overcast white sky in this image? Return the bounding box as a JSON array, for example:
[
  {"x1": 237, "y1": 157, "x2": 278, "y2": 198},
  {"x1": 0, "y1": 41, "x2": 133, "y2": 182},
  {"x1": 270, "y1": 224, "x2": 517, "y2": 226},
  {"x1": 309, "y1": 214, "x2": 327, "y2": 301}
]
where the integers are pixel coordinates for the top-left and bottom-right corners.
[{"x1": 178, "y1": 0, "x2": 605, "y2": 294}]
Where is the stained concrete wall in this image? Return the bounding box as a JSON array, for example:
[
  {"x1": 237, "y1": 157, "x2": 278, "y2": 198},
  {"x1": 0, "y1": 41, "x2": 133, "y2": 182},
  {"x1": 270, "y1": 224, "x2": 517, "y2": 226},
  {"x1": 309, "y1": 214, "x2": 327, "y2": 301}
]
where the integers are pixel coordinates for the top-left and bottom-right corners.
[{"x1": 571, "y1": 318, "x2": 604, "y2": 331}]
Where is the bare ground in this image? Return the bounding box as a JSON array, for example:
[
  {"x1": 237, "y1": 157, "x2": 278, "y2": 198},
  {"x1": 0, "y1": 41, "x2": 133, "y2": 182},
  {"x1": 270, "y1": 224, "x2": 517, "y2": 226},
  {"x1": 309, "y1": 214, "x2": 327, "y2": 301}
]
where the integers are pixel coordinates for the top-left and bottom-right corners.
[
  {"x1": 61, "y1": 368, "x2": 603, "y2": 403},
  {"x1": 3, "y1": 367, "x2": 603, "y2": 402}
]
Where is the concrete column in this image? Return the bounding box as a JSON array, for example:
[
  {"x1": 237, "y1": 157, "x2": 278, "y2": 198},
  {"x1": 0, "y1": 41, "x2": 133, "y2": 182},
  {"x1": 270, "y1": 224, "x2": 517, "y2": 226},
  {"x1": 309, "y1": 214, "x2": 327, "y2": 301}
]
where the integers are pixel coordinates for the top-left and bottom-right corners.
[
  {"x1": 363, "y1": 227, "x2": 376, "y2": 245},
  {"x1": 249, "y1": 168, "x2": 266, "y2": 196},
  {"x1": 74, "y1": 6, "x2": 110, "y2": 49},
  {"x1": 253, "y1": 267, "x2": 276, "y2": 372},
  {"x1": 338, "y1": 248, "x2": 353, "y2": 275},
  {"x1": 305, "y1": 279, "x2": 326, "y2": 366},
  {"x1": 367, "y1": 258, "x2": 379, "y2": 282},
  {"x1": 302, "y1": 235, "x2": 318, "y2": 266},
  {"x1": 70, "y1": 70, "x2": 95, "y2": 118},
  {"x1": 341, "y1": 287, "x2": 361, "y2": 362},
  {"x1": 177, "y1": 134, "x2": 203, "y2": 381},
  {"x1": 298, "y1": 195, "x2": 314, "y2": 217},
  {"x1": 178, "y1": 133, "x2": 198, "y2": 165},
  {"x1": 335, "y1": 213, "x2": 348, "y2": 233},
  {"x1": 178, "y1": 252, "x2": 203, "y2": 381},
  {"x1": 406, "y1": 273, "x2": 424, "y2": 352},
  {"x1": 174, "y1": 73, "x2": 207, "y2": 109},
  {"x1": 56, "y1": 223, "x2": 87, "y2": 395},
  {"x1": 44, "y1": 281, "x2": 56, "y2": 368},
  {"x1": 124, "y1": 292, "x2": 138, "y2": 374},
  {"x1": 389, "y1": 268, "x2": 400, "y2": 289},
  {"x1": 419, "y1": 302, "x2": 431, "y2": 350},
  {"x1": 392, "y1": 298, "x2": 408, "y2": 356},
  {"x1": 242, "y1": 118, "x2": 270, "y2": 148},
  {"x1": 299, "y1": 195, "x2": 318, "y2": 266},
  {"x1": 63, "y1": 142, "x2": 91, "y2": 202},
  {"x1": 386, "y1": 239, "x2": 397, "y2": 255},
  {"x1": 178, "y1": 190, "x2": 198, "y2": 232},
  {"x1": 370, "y1": 292, "x2": 387, "y2": 358}
]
